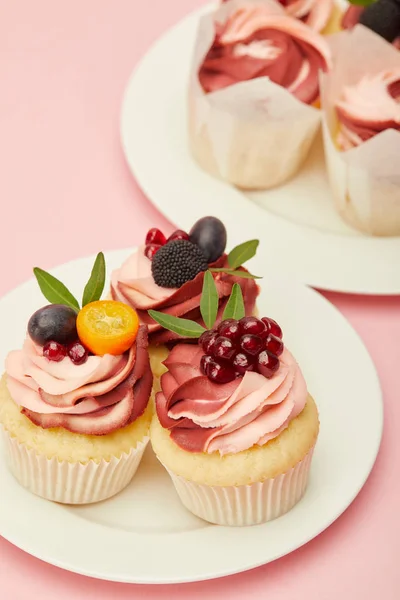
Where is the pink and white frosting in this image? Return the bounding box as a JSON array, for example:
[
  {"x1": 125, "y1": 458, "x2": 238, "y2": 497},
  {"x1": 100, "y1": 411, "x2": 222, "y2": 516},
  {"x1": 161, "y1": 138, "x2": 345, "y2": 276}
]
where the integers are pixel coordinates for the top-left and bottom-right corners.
[
  {"x1": 199, "y1": 3, "x2": 332, "y2": 104},
  {"x1": 336, "y1": 71, "x2": 400, "y2": 150},
  {"x1": 156, "y1": 344, "x2": 307, "y2": 455},
  {"x1": 111, "y1": 248, "x2": 259, "y2": 345},
  {"x1": 5, "y1": 325, "x2": 152, "y2": 435},
  {"x1": 222, "y1": 0, "x2": 334, "y2": 32}
]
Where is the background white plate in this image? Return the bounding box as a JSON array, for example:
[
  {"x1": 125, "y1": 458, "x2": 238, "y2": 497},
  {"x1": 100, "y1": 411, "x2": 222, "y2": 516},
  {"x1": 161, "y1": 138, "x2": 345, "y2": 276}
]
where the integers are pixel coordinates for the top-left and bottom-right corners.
[
  {"x1": 0, "y1": 250, "x2": 383, "y2": 583},
  {"x1": 120, "y1": 3, "x2": 400, "y2": 295}
]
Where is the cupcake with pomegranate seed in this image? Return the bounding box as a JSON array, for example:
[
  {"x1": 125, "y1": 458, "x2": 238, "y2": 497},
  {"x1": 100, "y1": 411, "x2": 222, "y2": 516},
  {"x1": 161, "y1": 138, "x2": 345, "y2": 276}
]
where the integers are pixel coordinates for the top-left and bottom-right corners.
[
  {"x1": 321, "y1": 25, "x2": 400, "y2": 235},
  {"x1": 0, "y1": 253, "x2": 153, "y2": 504},
  {"x1": 189, "y1": 0, "x2": 332, "y2": 190},
  {"x1": 150, "y1": 281, "x2": 319, "y2": 526},
  {"x1": 110, "y1": 217, "x2": 260, "y2": 383}
]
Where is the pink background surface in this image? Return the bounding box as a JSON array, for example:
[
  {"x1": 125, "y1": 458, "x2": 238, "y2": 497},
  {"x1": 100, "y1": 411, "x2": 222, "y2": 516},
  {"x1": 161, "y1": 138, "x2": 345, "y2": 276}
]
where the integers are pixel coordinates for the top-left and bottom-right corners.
[{"x1": 0, "y1": 1, "x2": 399, "y2": 598}]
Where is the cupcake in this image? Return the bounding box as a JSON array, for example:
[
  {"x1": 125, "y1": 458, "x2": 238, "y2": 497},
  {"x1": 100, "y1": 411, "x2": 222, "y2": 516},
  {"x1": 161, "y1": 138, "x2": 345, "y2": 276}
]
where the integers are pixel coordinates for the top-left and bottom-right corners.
[
  {"x1": 189, "y1": 0, "x2": 332, "y2": 190},
  {"x1": 321, "y1": 25, "x2": 400, "y2": 236},
  {"x1": 110, "y1": 217, "x2": 260, "y2": 383},
  {"x1": 0, "y1": 253, "x2": 153, "y2": 504},
  {"x1": 150, "y1": 280, "x2": 319, "y2": 526}
]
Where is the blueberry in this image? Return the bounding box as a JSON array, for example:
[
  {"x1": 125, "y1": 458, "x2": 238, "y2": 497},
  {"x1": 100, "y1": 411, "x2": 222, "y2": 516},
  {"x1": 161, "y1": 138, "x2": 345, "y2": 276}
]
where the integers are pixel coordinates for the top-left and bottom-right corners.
[
  {"x1": 28, "y1": 304, "x2": 78, "y2": 346},
  {"x1": 189, "y1": 217, "x2": 227, "y2": 263}
]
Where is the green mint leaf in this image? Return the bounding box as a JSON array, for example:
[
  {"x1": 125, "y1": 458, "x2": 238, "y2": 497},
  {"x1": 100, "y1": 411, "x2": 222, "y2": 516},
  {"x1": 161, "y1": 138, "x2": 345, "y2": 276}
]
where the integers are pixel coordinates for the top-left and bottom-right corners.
[
  {"x1": 228, "y1": 240, "x2": 259, "y2": 269},
  {"x1": 222, "y1": 283, "x2": 245, "y2": 321},
  {"x1": 148, "y1": 310, "x2": 206, "y2": 338},
  {"x1": 33, "y1": 268, "x2": 80, "y2": 311},
  {"x1": 210, "y1": 268, "x2": 262, "y2": 280},
  {"x1": 82, "y1": 252, "x2": 106, "y2": 307},
  {"x1": 347, "y1": 0, "x2": 376, "y2": 6},
  {"x1": 200, "y1": 271, "x2": 219, "y2": 329}
]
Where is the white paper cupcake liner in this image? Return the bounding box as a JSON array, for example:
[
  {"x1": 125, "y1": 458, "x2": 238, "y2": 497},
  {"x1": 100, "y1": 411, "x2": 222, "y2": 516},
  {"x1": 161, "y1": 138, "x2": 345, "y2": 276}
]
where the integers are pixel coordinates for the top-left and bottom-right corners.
[
  {"x1": 1, "y1": 427, "x2": 149, "y2": 504},
  {"x1": 161, "y1": 447, "x2": 314, "y2": 526}
]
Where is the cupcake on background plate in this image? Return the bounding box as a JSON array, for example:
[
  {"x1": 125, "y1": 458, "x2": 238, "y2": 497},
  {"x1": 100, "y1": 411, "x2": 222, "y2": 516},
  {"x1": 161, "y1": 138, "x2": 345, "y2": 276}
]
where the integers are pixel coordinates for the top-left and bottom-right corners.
[
  {"x1": 0, "y1": 253, "x2": 153, "y2": 504},
  {"x1": 149, "y1": 278, "x2": 319, "y2": 526},
  {"x1": 189, "y1": 0, "x2": 332, "y2": 190},
  {"x1": 110, "y1": 217, "x2": 260, "y2": 384},
  {"x1": 321, "y1": 25, "x2": 400, "y2": 236}
]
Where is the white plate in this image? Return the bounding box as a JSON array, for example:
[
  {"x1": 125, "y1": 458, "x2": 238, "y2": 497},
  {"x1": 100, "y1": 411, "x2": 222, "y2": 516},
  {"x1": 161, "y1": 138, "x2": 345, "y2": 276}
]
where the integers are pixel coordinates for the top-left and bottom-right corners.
[
  {"x1": 120, "y1": 3, "x2": 400, "y2": 295},
  {"x1": 0, "y1": 250, "x2": 382, "y2": 583}
]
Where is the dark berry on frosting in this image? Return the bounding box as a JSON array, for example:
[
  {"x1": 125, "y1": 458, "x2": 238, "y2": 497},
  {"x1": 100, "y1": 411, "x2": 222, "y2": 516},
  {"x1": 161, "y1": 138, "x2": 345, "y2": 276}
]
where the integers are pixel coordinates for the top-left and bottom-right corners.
[
  {"x1": 359, "y1": 0, "x2": 400, "y2": 42},
  {"x1": 151, "y1": 239, "x2": 208, "y2": 288},
  {"x1": 28, "y1": 304, "x2": 78, "y2": 346},
  {"x1": 189, "y1": 217, "x2": 227, "y2": 263}
]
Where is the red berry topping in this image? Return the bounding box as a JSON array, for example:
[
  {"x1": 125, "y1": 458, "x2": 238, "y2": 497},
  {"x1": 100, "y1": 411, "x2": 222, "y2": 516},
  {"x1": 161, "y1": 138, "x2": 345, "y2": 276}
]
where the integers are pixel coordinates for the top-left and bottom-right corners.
[
  {"x1": 43, "y1": 341, "x2": 67, "y2": 362},
  {"x1": 213, "y1": 336, "x2": 236, "y2": 361},
  {"x1": 67, "y1": 342, "x2": 89, "y2": 365},
  {"x1": 265, "y1": 334, "x2": 284, "y2": 357},
  {"x1": 200, "y1": 354, "x2": 214, "y2": 375},
  {"x1": 239, "y1": 316, "x2": 266, "y2": 336},
  {"x1": 167, "y1": 229, "x2": 189, "y2": 242},
  {"x1": 144, "y1": 244, "x2": 161, "y2": 260},
  {"x1": 146, "y1": 228, "x2": 166, "y2": 246},
  {"x1": 240, "y1": 334, "x2": 263, "y2": 356},
  {"x1": 261, "y1": 317, "x2": 283, "y2": 339},
  {"x1": 206, "y1": 358, "x2": 236, "y2": 384},
  {"x1": 199, "y1": 330, "x2": 219, "y2": 354},
  {"x1": 232, "y1": 352, "x2": 254, "y2": 375},
  {"x1": 217, "y1": 319, "x2": 241, "y2": 343},
  {"x1": 257, "y1": 351, "x2": 280, "y2": 379}
]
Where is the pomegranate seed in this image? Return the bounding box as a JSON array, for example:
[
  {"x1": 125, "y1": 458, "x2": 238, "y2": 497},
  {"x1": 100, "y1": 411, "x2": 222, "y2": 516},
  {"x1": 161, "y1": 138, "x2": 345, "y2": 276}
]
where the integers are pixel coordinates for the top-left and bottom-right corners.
[
  {"x1": 199, "y1": 330, "x2": 218, "y2": 354},
  {"x1": 261, "y1": 317, "x2": 283, "y2": 339},
  {"x1": 218, "y1": 319, "x2": 241, "y2": 343},
  {"x1": 167, "y1": 230, "x2": 189, "y2": 242},
  {"x1": 68, "y1": 342, "x2": 89, "y2": 365},
  {"x1": 200, "y1": 354, "x2": 214, "y2": 375},
  {"x1": 232, "y1": 352, "x2": 254, "y2": 375},
  {"x1": 239, "y1": 316, "x2": 266, "y2": 336},
  {"x1": 145, "y1": 228, "x2": 166, "y2": 246},
  {"x1": 265, "y1": 334, "x2": 284, "y2": 357},
  {"x1": 213, "y1": 336, "x2": 236, "y2": 361},
  {"x1": 257, "y1": 351, "x2": 280, "y2": 379},
  {"x1": 144, "y1": 244, "x2": 161, "y2": 260},
  {"x1": 43, "y1": 341, "x2": 67, "y2": 362},
  {"x1": 240, "y1": 334, "x2": 263, "y2": 356},
  {"x1": 206, "y1": 358, "x2": 236, "y2": 384}
]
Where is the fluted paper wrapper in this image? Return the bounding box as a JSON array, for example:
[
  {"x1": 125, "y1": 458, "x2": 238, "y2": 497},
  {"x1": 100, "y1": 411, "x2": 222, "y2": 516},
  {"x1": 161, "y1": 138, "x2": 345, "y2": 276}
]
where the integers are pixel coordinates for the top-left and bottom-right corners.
[
  {"x1": 1, "y1": 427, "x2": 149, "y2": 504},
  {"x1": 188, "y1": 0, "x2": 322, "y2": 190},
  {"x1": 161, "y1": 447, "x2": 314, "y2": 526},
  {"x1": 321, "y1": 26, "x2": 400, "y2": 236}
]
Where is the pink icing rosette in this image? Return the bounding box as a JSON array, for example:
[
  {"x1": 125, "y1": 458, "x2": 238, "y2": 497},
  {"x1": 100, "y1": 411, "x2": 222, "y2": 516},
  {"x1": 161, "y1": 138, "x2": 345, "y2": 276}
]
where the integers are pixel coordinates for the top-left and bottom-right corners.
[
  {"x1": 156, "y1": 343, "x2": 307, "y2": 455},
  {"x1": 5, "y1": 325, "x2": 152, "y2": 435},
  {"x1": 111, "y1": 248, "x2": 259, "y2": 345},
  {"x1": 189, "y1": 0, "x2": 332, "y2": 189},
  {"x1": 321, "y1": 26, "x2": 400, "y2": 236}
]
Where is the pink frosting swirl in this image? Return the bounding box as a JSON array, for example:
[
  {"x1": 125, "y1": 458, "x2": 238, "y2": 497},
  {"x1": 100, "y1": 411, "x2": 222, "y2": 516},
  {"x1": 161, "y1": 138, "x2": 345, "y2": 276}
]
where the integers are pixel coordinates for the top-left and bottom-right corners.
[
  {"x1": 199, "y1": 3, "x2": 331, "y2": 104},
  {"x1": 111, "y1": 248, "x2": 259, "y2": 345},
  {"x1": 336, "y1": 71, "x2": 400, "y2": 150},
  {"x1": 5, "y1": 325, "x2": 152, "y2": 435},
  {"x1": 155, "y1": 344, "x2": 307, "y2": 455},
  {"x1": 222, "y1": 0, "x2": 334, "y2": 32}
]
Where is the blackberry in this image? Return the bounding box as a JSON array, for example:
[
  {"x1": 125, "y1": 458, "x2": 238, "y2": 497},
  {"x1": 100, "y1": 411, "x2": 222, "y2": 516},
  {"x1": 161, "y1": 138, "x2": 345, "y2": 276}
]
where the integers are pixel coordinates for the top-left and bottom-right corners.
[
  {"x1": 151, "y1": 239, "x2": 208, "y2": 288},
  {"x1": 360, "y1": 0, "x2": 400, "y2": 42}
]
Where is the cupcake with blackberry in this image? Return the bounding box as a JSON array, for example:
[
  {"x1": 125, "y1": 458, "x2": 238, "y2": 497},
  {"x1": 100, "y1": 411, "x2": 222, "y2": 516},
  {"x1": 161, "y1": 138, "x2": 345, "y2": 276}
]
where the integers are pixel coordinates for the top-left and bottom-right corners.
[
  {"x1": 110, "y1": 217, "x2": 260, "y2": 384},
  {"x1": 321, "y1": 25, "x2": 400, "y2": 235},
  {"x1": 0, "y1": 253, "x2": 153, "y2": 504},
  {"x1": 189, "y1": 0, "x2": 332, "y2": 190},
  {"x1": 150, "y1": 280, "x2": 319, "y2": 526}
]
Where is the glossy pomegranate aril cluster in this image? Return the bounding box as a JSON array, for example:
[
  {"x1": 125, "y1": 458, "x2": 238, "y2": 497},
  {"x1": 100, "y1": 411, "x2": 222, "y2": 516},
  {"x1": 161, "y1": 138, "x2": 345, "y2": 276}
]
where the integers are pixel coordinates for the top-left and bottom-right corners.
[
  {"x1": 144, "y1": 227, "x2": 189, "y2": 260},
  {"x1": 199, "y1": 316, "x2": 284, "y2": 384},
  {"x1": 43, "y1": 340, "x2": 89, "y2": 365}
]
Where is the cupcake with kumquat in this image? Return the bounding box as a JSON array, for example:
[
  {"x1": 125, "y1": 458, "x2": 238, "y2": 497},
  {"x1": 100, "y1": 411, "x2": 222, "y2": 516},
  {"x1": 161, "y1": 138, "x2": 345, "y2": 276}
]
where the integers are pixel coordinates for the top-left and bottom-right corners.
[
  {"x1": 0, "y1": 253, "x2": 153, "y2": 504},
  {"x1": 110, "y1": 217, "x2": 260, "y2": 387}
]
